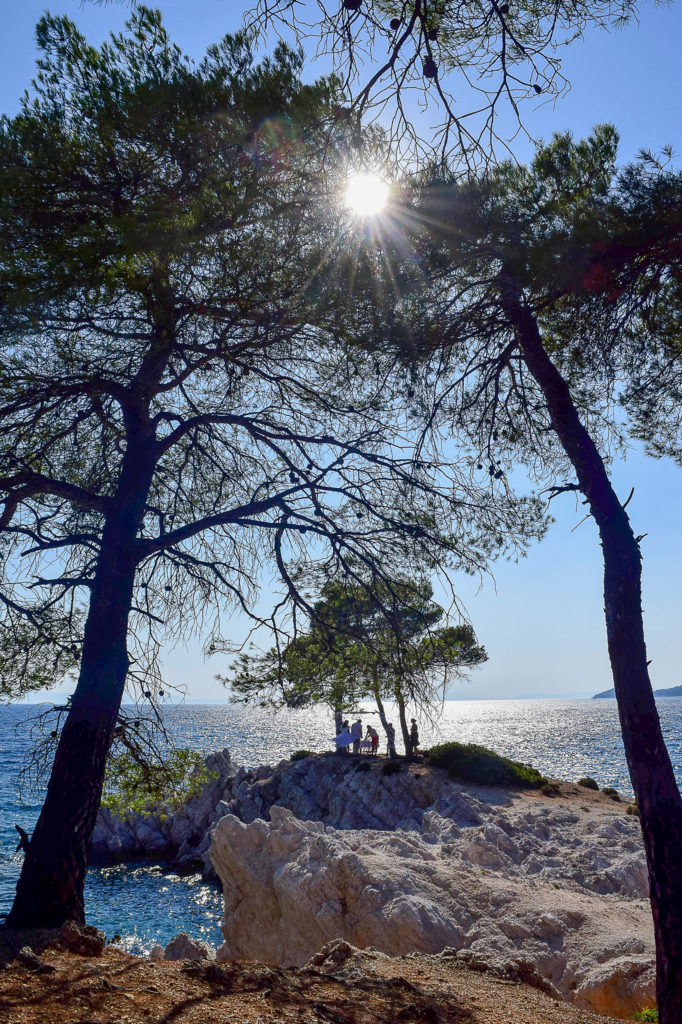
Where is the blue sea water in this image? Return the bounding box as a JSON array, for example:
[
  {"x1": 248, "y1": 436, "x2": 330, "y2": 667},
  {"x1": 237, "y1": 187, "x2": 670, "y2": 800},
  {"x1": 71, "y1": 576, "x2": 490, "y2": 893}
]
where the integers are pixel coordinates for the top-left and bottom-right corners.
[{"x1": 2, "y1": 697, "x2": 682, "y2": 954}]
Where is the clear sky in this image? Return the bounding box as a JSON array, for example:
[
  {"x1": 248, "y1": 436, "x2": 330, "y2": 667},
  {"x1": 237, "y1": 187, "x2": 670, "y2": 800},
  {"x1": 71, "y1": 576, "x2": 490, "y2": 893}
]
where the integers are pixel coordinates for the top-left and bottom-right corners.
[{"x1": 3, "y1": 0, "x2": 682, "y2": 701}]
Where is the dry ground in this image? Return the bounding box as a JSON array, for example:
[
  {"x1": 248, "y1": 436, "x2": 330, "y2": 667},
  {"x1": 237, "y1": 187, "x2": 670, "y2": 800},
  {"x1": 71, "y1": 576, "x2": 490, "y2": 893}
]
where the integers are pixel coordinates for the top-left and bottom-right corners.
[{"x1": 0, "y1": 940, "x2": 626, "y2": 1024}]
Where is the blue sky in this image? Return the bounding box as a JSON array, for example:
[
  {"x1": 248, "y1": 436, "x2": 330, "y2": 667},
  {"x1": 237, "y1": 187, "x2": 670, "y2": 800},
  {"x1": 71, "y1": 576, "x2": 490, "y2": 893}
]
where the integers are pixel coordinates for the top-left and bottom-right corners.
[{"x1": 3, "y1": 0, "x2": 682, "y2": 701}]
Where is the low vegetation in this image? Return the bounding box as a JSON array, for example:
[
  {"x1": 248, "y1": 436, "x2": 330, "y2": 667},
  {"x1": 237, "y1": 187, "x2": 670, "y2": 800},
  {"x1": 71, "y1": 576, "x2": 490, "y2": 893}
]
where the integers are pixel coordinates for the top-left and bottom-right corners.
[
  {"x1": 426, "y1": 742, "x2": 547, "y2": 788},
  {"x1": 578, "y1": 777, "x2": 599, "y2": 790},
  {"x1": 290, "y1": 750, "x2": 315, "y2": 761},
  {"x1": 102, "y1": 748, "x2": 215, "y2": 819}
]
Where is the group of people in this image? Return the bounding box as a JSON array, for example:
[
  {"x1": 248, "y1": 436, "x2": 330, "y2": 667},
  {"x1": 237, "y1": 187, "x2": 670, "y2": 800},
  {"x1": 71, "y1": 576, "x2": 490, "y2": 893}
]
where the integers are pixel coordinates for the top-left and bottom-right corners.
[
  {"x1": 333, "y1": 719, "x2": 380, "y2": 755},
  {"x1": 333, "y1": 717, "x2": 420, "y2": 758}
]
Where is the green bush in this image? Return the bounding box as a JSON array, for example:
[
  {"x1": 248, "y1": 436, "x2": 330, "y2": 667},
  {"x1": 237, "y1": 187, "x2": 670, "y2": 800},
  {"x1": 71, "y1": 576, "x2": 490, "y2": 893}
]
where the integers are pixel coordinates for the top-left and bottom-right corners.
[
  {"x1": 102, "y1": 748, "x2": 216, "y2": 819},
  {"x1": 291, "y1": 749, "x2": 314, "y2": 761},
  {"x1": 578, "y1": 777, "x2": 599, "y2": 790},
  {"x1": 626, "y1": 802, "x2": 640, "y2": 816},
  {"x1": 633, "y1": 1008, "x2": 658, "y2": 1022},
  {"x1": 426, "y1": 742, "x2": 546, "y2": 788},
  {"x1": 602, "y1": 786, "x2": 620, "y2": 801}
]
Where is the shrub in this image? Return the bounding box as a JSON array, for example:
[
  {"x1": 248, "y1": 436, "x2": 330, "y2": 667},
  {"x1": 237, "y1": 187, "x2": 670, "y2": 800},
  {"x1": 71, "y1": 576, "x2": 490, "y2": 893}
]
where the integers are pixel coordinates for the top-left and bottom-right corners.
[
  {"x1": 578, "y1": 777, "x2": 599, "y2": 790},
  {"x1": 382, "y1": 761, "x2": 402, "y2": 776},
  {"x1": 626, "y1": 802, "x2": 640, "y2": 816},
  {"x1": 541, "y1": 782, "x2": 560, "y2": 797},
  {"x1": 633, "y1": 1008, "x2": 658, "y2": 1022},
  {"x1": 102, "y1": 748, "x2": 216, "y2": 819},
  {"x1": 425, "y1": 742, "x2": 546, "y2": 788},
  {"x1": 291, "y1": 749, "x2": 314, "y2": 761},
  {"x1": 602, "y1": 786, "x2": 620, "y2": 801}
]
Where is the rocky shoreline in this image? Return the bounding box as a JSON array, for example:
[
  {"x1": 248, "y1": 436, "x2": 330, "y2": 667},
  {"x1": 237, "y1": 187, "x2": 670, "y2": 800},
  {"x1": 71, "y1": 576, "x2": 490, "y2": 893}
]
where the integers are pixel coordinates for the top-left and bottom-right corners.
[{"x1": 91, "y1": 751, "x2": 655, "y2": 1019}]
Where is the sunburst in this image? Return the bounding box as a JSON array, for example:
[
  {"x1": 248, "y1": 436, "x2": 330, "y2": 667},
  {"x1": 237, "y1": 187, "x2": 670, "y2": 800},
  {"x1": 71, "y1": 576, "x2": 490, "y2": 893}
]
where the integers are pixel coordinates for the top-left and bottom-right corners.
[{"x1": 344, "y1": 171, "x2": 390, "y2": 217}]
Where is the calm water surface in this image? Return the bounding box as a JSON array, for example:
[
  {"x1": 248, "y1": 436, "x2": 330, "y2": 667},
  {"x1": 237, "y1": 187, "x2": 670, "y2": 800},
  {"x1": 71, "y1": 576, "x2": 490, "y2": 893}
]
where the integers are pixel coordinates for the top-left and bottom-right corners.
[{"x1": 2, "y1": 697, "x2": 681, "y2": 953}]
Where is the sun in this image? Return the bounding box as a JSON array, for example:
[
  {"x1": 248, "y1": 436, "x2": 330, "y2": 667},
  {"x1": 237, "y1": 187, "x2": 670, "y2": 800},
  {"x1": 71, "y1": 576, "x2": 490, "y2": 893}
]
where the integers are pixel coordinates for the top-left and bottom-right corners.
[{"x1": 344, "y1": 171, "x2": 389, "y2": 217}]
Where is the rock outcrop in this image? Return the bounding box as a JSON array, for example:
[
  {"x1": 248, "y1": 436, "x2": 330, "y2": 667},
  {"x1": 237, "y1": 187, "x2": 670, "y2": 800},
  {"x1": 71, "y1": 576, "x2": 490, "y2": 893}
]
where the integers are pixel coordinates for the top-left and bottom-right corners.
[
  {"x1": 209, "y1": 787, "x2": 654, "y2": 1019},
  {"x1": 92, "y1": 750, "x2": 655, "y2": 1019},
  {"x1": 91, "y1": 753, "x2": 469, "y2": 876},
  {"x1": 91, "y1": 750, "x2": 236, "y2": 873}
]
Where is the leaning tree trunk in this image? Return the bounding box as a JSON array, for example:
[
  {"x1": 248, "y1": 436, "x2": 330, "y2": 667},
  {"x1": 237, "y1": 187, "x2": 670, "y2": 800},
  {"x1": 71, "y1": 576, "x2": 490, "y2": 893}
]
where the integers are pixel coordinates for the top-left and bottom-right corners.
[
  {"x1": 7, "y1": 540, "x2": 136, "y2": 928},
  {"x1": 503, "y1": 274, "x2": 682, "y2": 1024},
  {"x1": 6, "y1": 438, "x2": 156, "y2": 929},
  {"x1": 395, "y1": 691, "x2": 412, "y2": 757}
]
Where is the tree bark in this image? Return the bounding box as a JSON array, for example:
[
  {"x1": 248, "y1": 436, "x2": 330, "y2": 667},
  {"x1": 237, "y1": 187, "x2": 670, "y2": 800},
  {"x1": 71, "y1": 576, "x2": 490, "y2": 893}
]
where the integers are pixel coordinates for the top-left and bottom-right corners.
[
  {"x1": 7, "y1": 557, "x2": 135, "y2": 927},
  {"x1": 7, "y1": 438, "x2": 156, "y2": 929},
  {"x1": 396, "y1": 691, "x2": 412, "y2": 757},
  {"x1": 502, "y1": 273, "x2": 682, "y2": 1023},
  {"x1": 372, "y1": 680, "x2": 396, "y2": 757}
]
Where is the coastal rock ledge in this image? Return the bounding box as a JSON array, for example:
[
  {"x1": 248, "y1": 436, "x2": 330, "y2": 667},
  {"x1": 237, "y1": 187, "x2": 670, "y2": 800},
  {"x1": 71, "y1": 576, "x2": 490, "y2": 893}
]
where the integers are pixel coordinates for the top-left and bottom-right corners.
[{"x1": 93, "y1": 752, "x2": 655, "y2": 1019}]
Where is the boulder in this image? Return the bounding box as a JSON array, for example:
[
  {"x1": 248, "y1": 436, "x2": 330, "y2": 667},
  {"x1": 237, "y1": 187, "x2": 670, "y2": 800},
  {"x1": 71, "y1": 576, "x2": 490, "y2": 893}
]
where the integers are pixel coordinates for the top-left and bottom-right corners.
[
  {"x1": 572, "y1": 955, "x2": 655, "y2": 1018},
  {"x1": 59, "y1": 920, "x2": 106, "y2": 957},
  {"x1": 163, "y1": 932, "x2": 214, "y2": 961},
  {"x1": 15, "y1": 946, "x2": 56, "y2": 974},
  {"x1": 305, "y1": 938, "x2": 360, "y2": 969}
]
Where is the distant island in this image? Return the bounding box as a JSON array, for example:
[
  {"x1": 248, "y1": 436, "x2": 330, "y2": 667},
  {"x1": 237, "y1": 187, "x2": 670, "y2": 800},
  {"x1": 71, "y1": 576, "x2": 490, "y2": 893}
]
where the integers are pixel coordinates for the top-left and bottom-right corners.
[{"x1": 593, "y1": 684, "x2": 682, "y2": 699}]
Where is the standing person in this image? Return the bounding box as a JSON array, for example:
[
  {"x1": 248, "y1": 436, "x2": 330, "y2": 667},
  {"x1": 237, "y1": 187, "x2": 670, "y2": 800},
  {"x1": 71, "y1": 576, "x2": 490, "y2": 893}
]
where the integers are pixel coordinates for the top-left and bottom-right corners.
[
  {"x1": 409, "y1": 718, "x2": 420, "y2": 758},
  {"x1": 386, "y1": 722, "x2": 396, "y2": 759},
  {"x1": 366, "y1": 725, "x2": 379, "y2": 756},
  {"x1": 351, "y1": 718, "x2": 363, "y2": 755}
]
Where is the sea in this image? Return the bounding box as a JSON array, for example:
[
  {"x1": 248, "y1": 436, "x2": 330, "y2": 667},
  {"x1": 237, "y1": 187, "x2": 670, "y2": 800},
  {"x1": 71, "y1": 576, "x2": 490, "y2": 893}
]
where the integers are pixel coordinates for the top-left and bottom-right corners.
[{"x1": 2, "y1": 697, "x2": 682, "y2": 956}]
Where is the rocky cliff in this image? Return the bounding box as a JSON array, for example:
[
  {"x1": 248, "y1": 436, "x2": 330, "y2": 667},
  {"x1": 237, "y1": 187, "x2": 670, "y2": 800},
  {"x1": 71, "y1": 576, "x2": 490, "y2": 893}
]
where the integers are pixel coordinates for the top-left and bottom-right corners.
[
  {"x1": 92, "y1": 752, "x2": 655, "y2": 1019},
  {"x1": 91, "y1": 750, "x2": 478, "y2": 876}
]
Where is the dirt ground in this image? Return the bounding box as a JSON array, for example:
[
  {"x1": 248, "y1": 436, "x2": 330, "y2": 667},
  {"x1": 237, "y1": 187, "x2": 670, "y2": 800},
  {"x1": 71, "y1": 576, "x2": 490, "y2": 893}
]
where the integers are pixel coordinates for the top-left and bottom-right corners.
[{"x1": 0, "y1": 938, "x2": 626, "y2": 1024}]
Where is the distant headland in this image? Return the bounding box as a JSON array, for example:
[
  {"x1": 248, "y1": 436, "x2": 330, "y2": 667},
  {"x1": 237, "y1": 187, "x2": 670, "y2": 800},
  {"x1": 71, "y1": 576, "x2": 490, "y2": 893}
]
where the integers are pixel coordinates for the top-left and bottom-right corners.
[{"x1": 593, "y1": 684, "x2": 682, "y2": 699}]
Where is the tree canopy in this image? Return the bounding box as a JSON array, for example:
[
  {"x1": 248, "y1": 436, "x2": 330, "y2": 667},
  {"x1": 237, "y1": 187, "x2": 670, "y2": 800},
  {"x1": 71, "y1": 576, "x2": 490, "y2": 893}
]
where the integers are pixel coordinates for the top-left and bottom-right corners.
[
  {"x1": 344, "y1": 126, "x2": 682, "y2": 1021},
  {"x1": 0, "y1": 6, "x2": 543, "y2": 928},
  {"x1": 247, "y1": 0, "x2": 643, "y2": 164},
  {"x1": 226, "y1": 575, "x2": 487, "y2": 754}
]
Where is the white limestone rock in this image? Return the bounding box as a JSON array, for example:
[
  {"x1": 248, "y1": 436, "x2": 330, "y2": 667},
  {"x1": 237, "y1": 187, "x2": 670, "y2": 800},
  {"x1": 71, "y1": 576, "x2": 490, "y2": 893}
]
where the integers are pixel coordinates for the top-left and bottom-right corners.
[
  {"x1": 572, "y1": 955, "x2": 655, "y2": 1018},
  {"x1": 210, "y1": 802, "x2": 654, "y2": 1019}
]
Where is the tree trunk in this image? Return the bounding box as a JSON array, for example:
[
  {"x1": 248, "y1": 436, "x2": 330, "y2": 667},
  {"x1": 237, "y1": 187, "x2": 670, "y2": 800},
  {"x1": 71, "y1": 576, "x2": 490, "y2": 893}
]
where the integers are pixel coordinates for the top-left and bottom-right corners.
[
  {"x1": 396, "y1": 691, "x2": 411, "y2": 757},
  {"x1": 503, "y1": 274, "x2": 682, "y2": 1023},
  {"x1": 372, "y1": 680, "x2": 396, "y2": 757},
  {"x1": 7, "y1": 553, "x2": 136, "y2": 928},
  {"x1": 7, "y1": 434, "x2": 156, "y2": 929}
]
